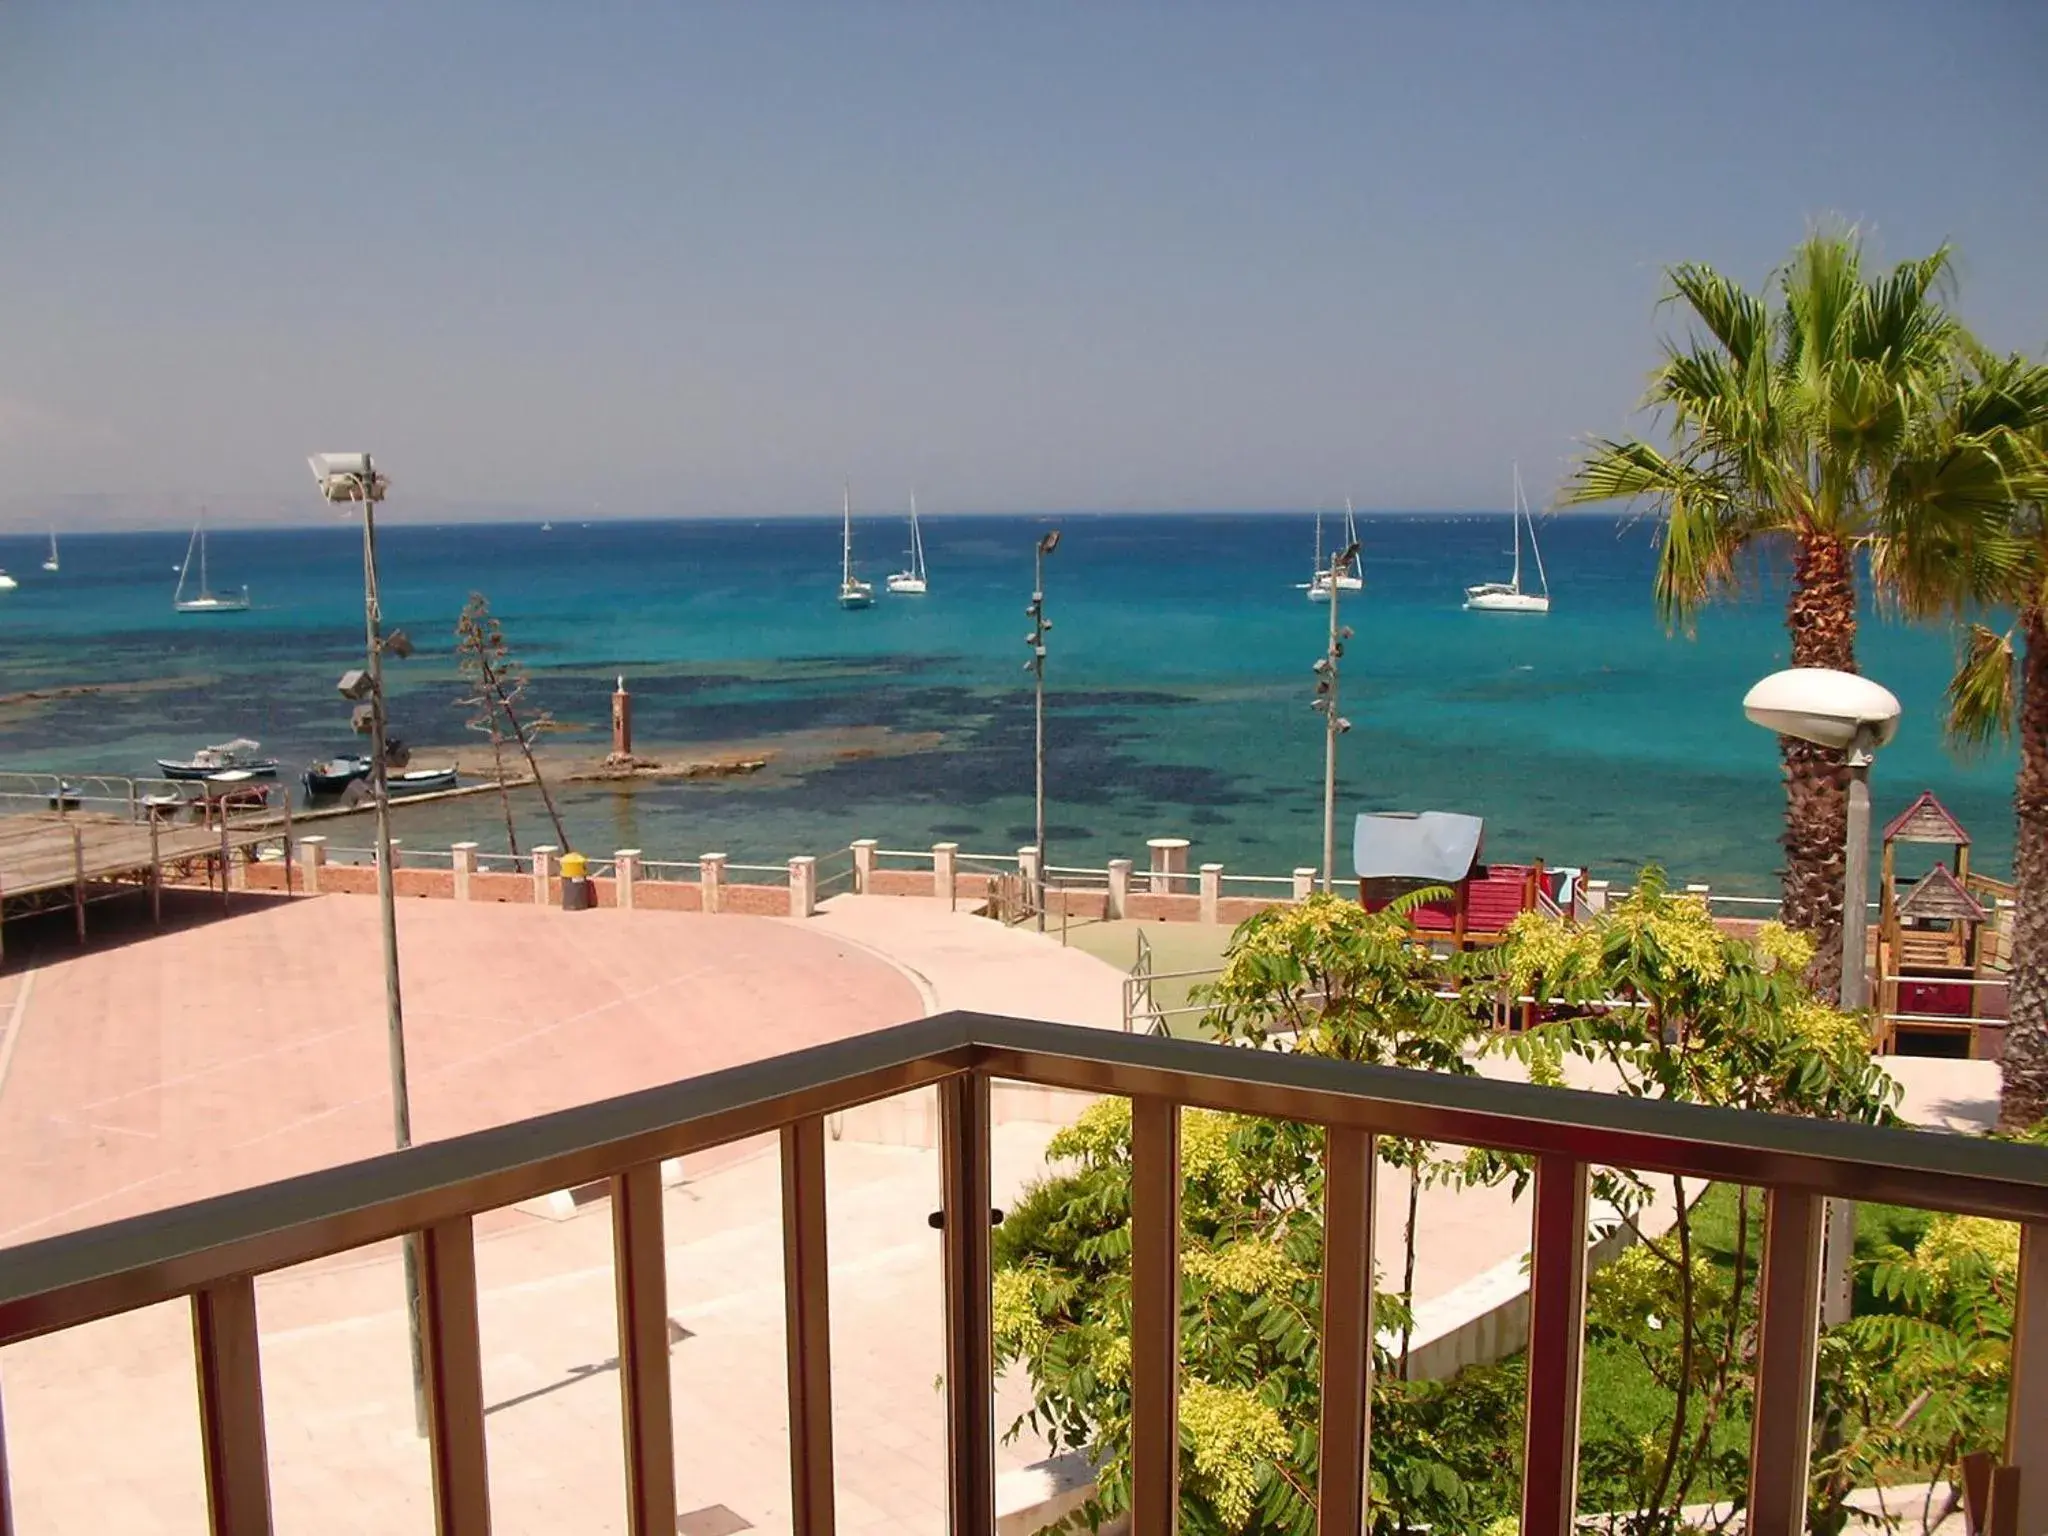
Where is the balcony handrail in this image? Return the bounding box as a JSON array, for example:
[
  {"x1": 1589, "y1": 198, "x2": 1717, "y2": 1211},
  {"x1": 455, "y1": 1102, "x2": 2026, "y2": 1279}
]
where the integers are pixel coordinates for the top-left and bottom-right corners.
[{"x1": 5, "y1": 1011, "x2": 2046, "y2": 1350}]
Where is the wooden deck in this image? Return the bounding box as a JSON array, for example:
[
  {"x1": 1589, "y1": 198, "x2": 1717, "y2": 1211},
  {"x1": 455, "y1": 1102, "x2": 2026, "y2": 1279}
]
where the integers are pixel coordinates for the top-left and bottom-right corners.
[{"x1": 0, "y1": 811, "x2": 276, "y2": 908}]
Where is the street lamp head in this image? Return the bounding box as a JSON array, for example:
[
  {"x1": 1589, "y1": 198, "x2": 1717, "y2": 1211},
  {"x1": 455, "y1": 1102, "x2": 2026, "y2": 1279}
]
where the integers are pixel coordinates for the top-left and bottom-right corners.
[
  {"x1": 308, "y1": 452, "x2": 389, "y2": 503},
  {"x1": 1742, "y1": 667, "x2": 1901, "y2": 752},
  {"x1": 337, "y1": 669, "x2": 373, "y2": 701},
  {"x1": 1038, "y1": 530, "x2": 1062, "y2": 556}
]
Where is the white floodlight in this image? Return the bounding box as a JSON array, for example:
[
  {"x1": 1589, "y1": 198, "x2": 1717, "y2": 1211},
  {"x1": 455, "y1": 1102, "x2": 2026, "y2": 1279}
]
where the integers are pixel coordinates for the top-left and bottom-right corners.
[
  {"x1": 1742, "y1": 668, "x2": 1901, "y2": 755},
  {"x1": 308, "y1": 452, "x2": 389, "y2": 503}
]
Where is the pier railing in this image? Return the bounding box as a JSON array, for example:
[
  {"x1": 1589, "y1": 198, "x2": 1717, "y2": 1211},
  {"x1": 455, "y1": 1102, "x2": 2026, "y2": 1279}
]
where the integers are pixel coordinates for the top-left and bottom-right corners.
[{"x1": 0, "y1": 1011, "x2": 2040, "y2": 1535}]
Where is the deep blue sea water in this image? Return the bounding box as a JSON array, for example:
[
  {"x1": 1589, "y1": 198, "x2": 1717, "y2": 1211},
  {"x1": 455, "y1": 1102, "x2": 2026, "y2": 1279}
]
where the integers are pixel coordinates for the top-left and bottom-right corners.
[{"x1": 0, "y1": 514, "x2": 2018, "y2": 894}]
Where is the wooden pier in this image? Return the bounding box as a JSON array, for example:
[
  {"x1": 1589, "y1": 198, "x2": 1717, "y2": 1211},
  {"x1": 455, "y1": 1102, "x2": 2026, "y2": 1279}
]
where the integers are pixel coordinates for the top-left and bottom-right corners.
[{"x1": 0, "y1": 809, "x2": 281, "y2": 955}]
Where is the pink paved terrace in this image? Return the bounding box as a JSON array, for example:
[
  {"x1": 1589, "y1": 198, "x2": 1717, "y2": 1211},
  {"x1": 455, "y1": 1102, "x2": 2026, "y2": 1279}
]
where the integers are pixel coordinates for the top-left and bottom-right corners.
[{"x1": 0, "y1": 896, "x2": 923, "y2": 1244}]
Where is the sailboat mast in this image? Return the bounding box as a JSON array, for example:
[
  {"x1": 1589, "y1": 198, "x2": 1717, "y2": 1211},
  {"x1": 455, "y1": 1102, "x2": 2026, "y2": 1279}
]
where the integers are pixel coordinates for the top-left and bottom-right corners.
[
  {"x1": 199, "y1": 508, "x2": 211, "y2": 597},
  {"x1": 911, "y1": 493, "x2": 925, "y2": 578},
  {"x1": 1523, "y1": 470, "x2": 1550, "y2": 598},
  {"x1": 1508, "y1": 469, "x2": 1522, "y2": 592},
  {"x1": 842, "y1": 483, "x2": 853, "y2": 584}
]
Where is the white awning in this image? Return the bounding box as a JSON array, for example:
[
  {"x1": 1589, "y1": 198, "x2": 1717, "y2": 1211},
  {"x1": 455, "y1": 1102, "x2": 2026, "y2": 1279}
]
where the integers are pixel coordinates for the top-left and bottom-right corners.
[{"x1": 1352, "y1": 812, "x2": 1485, "y2": 882}]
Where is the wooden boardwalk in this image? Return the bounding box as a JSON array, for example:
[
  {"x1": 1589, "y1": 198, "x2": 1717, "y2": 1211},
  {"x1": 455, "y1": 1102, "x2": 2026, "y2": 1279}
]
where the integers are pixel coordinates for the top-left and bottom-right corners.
[{"x1": 0, "y1": 810, "x2": 277, "y2": 915}]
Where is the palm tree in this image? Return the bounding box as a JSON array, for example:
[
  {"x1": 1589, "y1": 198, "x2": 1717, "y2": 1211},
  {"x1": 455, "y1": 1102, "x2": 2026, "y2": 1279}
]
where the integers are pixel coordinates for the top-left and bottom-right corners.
[
  {"x1": 1562, "y1": 228, "x2": 1972, "y2": 998},
  {"x1": 1883, "y1": 354, "x2": 2048, "y2": 1128}
]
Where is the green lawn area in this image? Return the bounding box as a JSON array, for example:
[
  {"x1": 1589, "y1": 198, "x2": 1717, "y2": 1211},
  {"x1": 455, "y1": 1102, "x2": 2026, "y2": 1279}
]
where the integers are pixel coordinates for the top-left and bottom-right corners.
[
  {"x1": 1570, "y1": 1184, "x2": 1941, "y2": 1509},
  {"x1": 1061, "y1": 918, "x2": 1234, "y2": 1037}
]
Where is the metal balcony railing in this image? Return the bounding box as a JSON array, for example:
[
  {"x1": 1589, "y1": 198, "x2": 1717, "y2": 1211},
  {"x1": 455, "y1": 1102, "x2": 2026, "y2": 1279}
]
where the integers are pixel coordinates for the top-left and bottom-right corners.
[{"x1": 0, "y1": 1012, "x2": 2043, "y2": 1536}]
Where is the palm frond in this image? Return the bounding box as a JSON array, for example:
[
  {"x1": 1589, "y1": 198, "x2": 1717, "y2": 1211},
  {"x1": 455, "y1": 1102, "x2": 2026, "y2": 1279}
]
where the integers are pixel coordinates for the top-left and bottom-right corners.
[
  {"x1": 1654, "y1": 482, "x2": 1754, "y2": 629},
  {"x1": 1854, "y1": 246, "x2": 1959, "y2": 364},
  {"x1": 1945, "y1": 624, "x2": 2019, "y2": 754},
  {"x1": 1560, "y1": 439, "x2": 1692, "y2": 507},
  {"x1": 1662, "y1": 263, "x2": 1768, "y2": 363}
]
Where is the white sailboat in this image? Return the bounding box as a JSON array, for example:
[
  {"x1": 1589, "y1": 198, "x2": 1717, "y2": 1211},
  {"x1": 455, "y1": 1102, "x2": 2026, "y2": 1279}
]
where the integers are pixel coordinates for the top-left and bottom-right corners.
[
  {"x1": 173, "y1": 509, "x2": 250, "y2": 614},
  {"x1": 0, "y1": 570, "x2": 15, "y2": 591},
  {"x1": 837, "y1": 483, "x2": 874, "y2": 609},
  {"x1": 1464, "y1": 465, "x2": 1550, "y2": 614},
  {"x1": 41, "y1": 531, "x2": 59, "y2": 572},
  {"x1": 1303, "y1": 500, "x2": 1365, "y2": 601},
  {"x1": 887, "y1": 493, "x2": 929, "y2": 594}
]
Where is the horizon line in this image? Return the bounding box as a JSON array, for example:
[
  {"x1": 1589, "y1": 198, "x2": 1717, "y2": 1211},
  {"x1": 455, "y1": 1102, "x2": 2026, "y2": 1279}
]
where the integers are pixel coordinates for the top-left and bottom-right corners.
[{"x1": 1, "y1": 504, "x2": 1639, "y2": 537}]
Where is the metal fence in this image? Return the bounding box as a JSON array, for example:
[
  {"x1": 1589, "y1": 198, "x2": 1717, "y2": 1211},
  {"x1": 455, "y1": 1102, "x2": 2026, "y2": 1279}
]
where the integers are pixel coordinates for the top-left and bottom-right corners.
[{"x1": 0, "y1": 1012, "x2": 2039, "y2": 1535}]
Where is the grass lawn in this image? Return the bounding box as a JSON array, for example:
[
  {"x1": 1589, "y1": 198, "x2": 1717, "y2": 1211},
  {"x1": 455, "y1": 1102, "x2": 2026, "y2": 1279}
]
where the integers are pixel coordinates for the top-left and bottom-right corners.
[
  {"x1": 1570, "y1": 1183, "x2": 1942, "y2": 1510},
  {"x1": 1061, "y1": 918, "x2": 1234, "y2": 1037}
]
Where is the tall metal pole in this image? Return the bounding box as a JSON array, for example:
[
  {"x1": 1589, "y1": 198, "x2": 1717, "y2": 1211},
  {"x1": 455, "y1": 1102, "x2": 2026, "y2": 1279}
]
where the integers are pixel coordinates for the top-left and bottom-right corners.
[
  {"x1": 1822, "y1": 738, "x2": 1876, "y2": 1328},
  {"x1": 1032, "y1": 541, "x2": 1048, "y2": 933},
  {"x1": 1315, "y1": 544, "x2": 1358, "y2": 896},
  {"x1": 359, "y1": 480, "x2": 427, "y2": 1431},
  {"x1": 1840, "y1": 743, "x2": 1874, "y2": 1011},
  {"x1": 1321, "y1": 574, "x2": 1342, "y2": 895}
]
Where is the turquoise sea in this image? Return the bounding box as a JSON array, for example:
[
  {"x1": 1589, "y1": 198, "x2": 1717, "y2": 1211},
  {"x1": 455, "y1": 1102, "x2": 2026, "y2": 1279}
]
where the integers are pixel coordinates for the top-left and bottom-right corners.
[{"x1": 0, "y1": 513, "x2": 2018, "y2": 895}]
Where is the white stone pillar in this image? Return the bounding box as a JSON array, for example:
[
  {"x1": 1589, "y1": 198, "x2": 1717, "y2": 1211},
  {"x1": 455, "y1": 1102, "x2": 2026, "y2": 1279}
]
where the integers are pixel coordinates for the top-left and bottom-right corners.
[
  {"x1": 1200, "y1": 863, "x2": 1223, "y2": 925},
  {"x1": 452, "y1": 842, "x2": 478, "y2": 901},
  {"x1": 852, "y1": 838, "x2": 878, "y2": 895},
  {"x1": 1585, "y1": 879, "x2": 1611, "y2": 915},
  {"x1": 1017, "y1": 846, "x2": 1041, "y2": 918},
  {"x1": 790, "y1": 855, "x2": 818, "y2": 918},
  {"x1": 377, "y1": 838, "x2": 403, "y2": 876},
  {"x1": 1107, "y1": 858, "x2": 1132, "y2": 920},
  {"x1": 300, "y1": 835, "x2": 326, "y2": 894},
  {"x1": 1147, "y1": 837, "x2": 1190, "y2": 894},
  {"x1": 616, "y1": 848, "x2": 641, "y2": 910},
  {"x1": 1293, "y1": 866, "x2": 1316, "y2": 901},
  {"x1": 933, "y1": 842, "x2": 959, "y2": 902},
  {"x1": 1685, "y1": 882, "x2": 1711, "y2": 908},
  {"x1": 532, "y1": 845, "x2": 558, "y2": 905},
  {"x1": 701, "y1": 853, "x2": 728, "y2": 914}
]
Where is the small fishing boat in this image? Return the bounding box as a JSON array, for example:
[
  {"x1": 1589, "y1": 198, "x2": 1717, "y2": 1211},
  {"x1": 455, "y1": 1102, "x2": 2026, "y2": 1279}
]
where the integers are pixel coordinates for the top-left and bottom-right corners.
[
  {"x1": 838, "y1": 482, "x2": 874, "y2": 609},
  {"x1": 41, "y1": 532, "x2": 58, "y2": 573},
  {"x1": 1465, "y1": 466, "x2": 1551, "y2": 614},
  {"x1": 886, "y1": 493, "x2": 929, "y2": 594},
  {"x1": 174, "y1": 509, "x2": 251, "y2": 614},
  {"x1": 157, "y1": 739, "x2": 279, "y2": 780},
  {"x1": 303, "y1": 755, "x2": 375, "y2": 796},
  {"x1": 387, "y1": 767, "x2": 459, "y2": 796},
  {"x1": 0, "y1": 570, "x2": 15, "y2": 591}
]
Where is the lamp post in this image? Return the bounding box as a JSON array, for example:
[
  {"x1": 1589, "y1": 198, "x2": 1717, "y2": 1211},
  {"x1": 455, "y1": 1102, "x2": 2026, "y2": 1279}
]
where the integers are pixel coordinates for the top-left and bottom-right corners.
[
  {"x1": 1742, "y1": 665, "x2": 1902, "y2": 1328},
  {"x1": 309, "y1": 451, "x2": 426, "y2": 1429},
  {"x1": 1026, "y1": 530, "x2": 1061, "y2": 931},
  {"x1": 1313, "y1": 542, "x2": 1361, "y2": 895}
]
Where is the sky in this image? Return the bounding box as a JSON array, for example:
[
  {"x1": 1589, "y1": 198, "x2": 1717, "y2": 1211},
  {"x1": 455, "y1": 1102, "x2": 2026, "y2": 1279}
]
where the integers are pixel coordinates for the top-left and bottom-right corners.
[{"x1": 2, "y1": 2, "x2": 2045, "y2": 529}]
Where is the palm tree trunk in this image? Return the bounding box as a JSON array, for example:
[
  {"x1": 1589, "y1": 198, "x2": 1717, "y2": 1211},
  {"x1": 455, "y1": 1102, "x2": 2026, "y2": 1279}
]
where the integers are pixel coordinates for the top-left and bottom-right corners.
[
  {"x1": 1999, "y1": 607, "x2": 2048, "y2": 1133},
  {"x1": 1780, "y1": 532, "x2": 1858, "y2": 1000}
]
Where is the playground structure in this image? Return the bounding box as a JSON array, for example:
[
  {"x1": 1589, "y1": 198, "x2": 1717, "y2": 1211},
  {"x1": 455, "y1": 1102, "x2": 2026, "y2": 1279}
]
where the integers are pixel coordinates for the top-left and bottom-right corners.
[{"x1": 1875, "y1": 790, "x2": 2014, "y2": 1058}]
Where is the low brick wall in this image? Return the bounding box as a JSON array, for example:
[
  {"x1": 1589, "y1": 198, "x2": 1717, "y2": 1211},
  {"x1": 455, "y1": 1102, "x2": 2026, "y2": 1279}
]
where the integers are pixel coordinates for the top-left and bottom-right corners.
[
  {"x1": 1124, "y1": 891, "x2": 1202, "y2": 922},
  {"x1": 722, "y1": 883, "x2": 793, "y2": 916},
  {"x1": 469, "y1": 871, "x2": 534, "y2": 904},
  {"x1": 866, "y1": 868, "x2": 936, "y2": 897},
  {"x1": 231, "y1": 847, "x2": 1288, "y2": 928},
  {"x1": 629, "y1": 879, "x2": 704, "y2": 913},
  {"x1": 1216, "y1": 895, "x2": 1287, "y2": 924}
]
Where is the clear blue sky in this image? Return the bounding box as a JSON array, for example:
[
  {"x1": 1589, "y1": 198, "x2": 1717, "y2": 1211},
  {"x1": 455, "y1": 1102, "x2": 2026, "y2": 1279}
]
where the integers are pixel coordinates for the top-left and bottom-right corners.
[{"x1": 3, "y1": 1, "x2": 2045, "y2": 527}]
